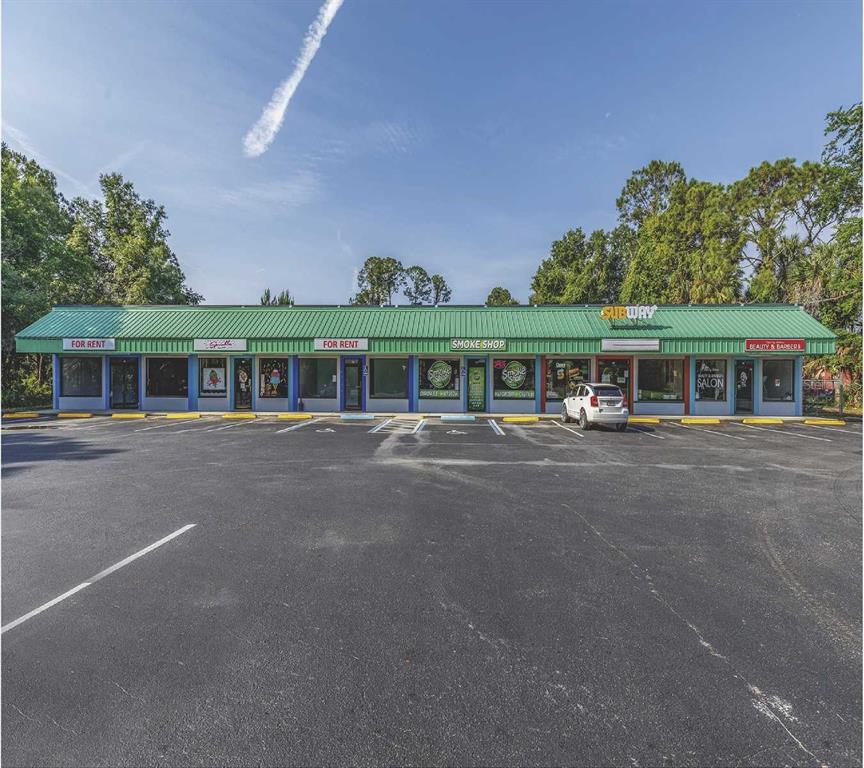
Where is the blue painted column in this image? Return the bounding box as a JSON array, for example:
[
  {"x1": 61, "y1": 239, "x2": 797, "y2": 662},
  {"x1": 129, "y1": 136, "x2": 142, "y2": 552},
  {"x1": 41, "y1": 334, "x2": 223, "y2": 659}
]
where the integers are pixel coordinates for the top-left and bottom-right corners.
[
  {"x1": 752, "y1": 359, "x2": 762, "y2": 415},
  {"x1": 188, "y1": 355, "x2": 198, "y2": 411},
  {"x1": 251, "y1": 356, "x2": 258, "y2": 412},
  {"x1": 136, "y1": 354, "x2": 144, "y2": 410},
  {"x1": 290, "y1": 355, "x2": 300, "y2": 411},
  {"x1": 794, "y1": 356, "x2": 803, "y2": 416},
  {"x1": 534, "y1": 355, "x2": 543, "y2": 414},
  {"x1": 361, "y1": 355, "x2": 368, "y2": 412},
  {"x1": 727, "y1": 358, "x2": 735, "y2": 416},
  {"x1": 52, "y1": 354, "x2": 60, "y2": 410},
  {"x1": 407, "y1": 355, "x2": 417, "y2": 412},
  {"x1": 102, "y1": 355, "x2": 110, "y2": 411},
  {"x1": 486, "y1": 355, "x2": 493, "y2": 414}
]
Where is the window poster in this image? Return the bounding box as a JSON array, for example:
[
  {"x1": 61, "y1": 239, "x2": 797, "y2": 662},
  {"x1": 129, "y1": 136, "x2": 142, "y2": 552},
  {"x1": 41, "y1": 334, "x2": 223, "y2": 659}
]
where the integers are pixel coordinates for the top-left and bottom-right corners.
[
  {"x1": 419, "y1": 359, "x2": 459, "y2": 399},
  {"x1": 200, "y1": 357, "x2": 227, "y2": 396},
  {"x1": 493, "y1": 358, "x2": 535, "y2": 399}
]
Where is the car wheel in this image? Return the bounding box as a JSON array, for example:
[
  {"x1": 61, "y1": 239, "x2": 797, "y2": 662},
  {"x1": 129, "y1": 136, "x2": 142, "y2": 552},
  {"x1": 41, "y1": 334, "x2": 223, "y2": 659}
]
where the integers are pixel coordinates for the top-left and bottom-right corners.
[
  {"x1": 615, "y1": 422, "x2": 627, "y2": 432},
  {"x1": 579, "y1": 409, "x2": 590, "y2": 430},
  {"x1": 561, "y1": 404, "x2": 570, "y2": 423}
]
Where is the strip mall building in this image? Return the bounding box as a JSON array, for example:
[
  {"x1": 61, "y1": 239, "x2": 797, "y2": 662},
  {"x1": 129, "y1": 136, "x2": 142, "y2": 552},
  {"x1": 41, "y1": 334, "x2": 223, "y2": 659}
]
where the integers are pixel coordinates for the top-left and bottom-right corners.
[{"x1": 15, "y1": 304, "x2": 836, "y2": 417}]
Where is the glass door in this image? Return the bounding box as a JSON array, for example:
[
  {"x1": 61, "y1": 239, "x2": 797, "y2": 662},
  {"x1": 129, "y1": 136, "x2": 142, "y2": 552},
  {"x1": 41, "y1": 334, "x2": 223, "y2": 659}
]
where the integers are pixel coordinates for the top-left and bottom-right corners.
[
  {"x1": 467, "y1": 359, "x2": 486, "y2": 412},
  {"x1": 234, "y1": 357, "x2": 253, "y2": 410},
  {"x1": 734, "y1": 360, "x2": 754, "y2": 414},
  {"x1": 596, "y1": 358, "x2": 631, "y2": 406},
  {"x1": 344, "y1": 358, "x2": 362, "y2": 410},
  {"x1": 109, "y1": 357, "x2": 139, "y2": 409}
]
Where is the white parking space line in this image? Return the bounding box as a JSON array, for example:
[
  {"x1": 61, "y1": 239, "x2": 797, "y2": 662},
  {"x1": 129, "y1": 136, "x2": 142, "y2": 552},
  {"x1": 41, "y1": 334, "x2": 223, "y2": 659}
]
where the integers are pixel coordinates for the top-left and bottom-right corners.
[
  {"x1": 488, "y1": 420, "x2": 505, "y2": 436},
  {"x1": 628, "y1": 426, "x2": 665, "y2": 439},
  {"x1": 134, "y1": 419, "x2": 200, "y2": 432},
  {"x1": 369, "y1": 418, "x2": 393, "y2": 434},
  {"x1": 172, "y1": 422, "x2": 223, "y2": 434},
  {"x1": 790, "y1": 423, "x2": 861, "y2": 436},
  {"x1": 1, "y1": 524, "x2": 196, "y2": 635},
  {"x1": 668, "y1": 422, "x2": 746, "y2": 441},
  {"x1": 275, "y1": 418, "x2": 319, "y2": 434},
  {"x1": 732, "y1": 423, "x2": 831, "y2": 442},
  {"x1": 204, "y1": 421, "x2": 256, "y2": 432},
  {"x1": 411, "y1": 418, "x2": 427, "y2": 434},
  {"x1": 552, "y1": 421, "x2": 584, "y2": 438}
]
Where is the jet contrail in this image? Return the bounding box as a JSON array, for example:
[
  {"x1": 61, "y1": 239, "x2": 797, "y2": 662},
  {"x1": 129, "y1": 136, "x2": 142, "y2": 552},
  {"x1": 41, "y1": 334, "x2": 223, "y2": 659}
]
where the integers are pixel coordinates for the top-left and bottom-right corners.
[{"x1": 243, "y1": 0, "x2": 345, "y2": 158}]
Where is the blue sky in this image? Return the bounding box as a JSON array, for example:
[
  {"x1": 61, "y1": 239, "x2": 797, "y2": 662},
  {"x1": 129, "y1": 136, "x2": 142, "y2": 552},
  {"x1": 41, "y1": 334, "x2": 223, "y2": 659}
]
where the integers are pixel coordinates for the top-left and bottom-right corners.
[{"x1": 3, "y1": 0, "x2": 861, "y2": 305}]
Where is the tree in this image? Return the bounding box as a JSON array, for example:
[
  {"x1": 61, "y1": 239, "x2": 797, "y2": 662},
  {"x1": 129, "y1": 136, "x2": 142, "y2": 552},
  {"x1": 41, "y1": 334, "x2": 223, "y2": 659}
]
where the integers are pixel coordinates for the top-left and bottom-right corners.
[
  {"x1": 350, "y1": 256, "x2": 405, "y2": 305},
  {"x1": 486, "y1": 287, "x2": 519, "y2": 306},
  {"x1": 403, "y1": 266, "x2": 432, "y2": 304},
  {"x1": 616, "y1": 160, "x2": 686, "y2": 229},
  {"x1": 430, "y1": 274, "x2": 452, "y2": 304},
  {"x1": 260, "y1": 288, "x2": 294, "y2": 305}
]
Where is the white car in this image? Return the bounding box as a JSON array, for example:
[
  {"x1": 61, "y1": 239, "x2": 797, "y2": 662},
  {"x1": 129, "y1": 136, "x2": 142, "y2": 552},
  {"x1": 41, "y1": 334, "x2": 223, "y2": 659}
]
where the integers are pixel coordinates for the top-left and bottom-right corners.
[{"x1": 562, "y1": 382, "x2": 629, "y2": 431}]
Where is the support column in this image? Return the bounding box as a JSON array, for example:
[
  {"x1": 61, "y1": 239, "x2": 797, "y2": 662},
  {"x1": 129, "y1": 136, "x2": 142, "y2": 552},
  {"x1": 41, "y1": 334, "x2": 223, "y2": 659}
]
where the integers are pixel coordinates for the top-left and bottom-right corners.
[
  {"x1": 407, "y1": 355, "x2": 418, "y2": 412},
  {"x1": 535, "y1": 355, "x2": 544, "y2": 414},
  {"x1": 187, "y1": 355, "x2": 198, "y2": 412},
  {"x1": 794, "y1": 356, "x2": 803, "y2": 416},
  {"x1": 752, "y1": 359, "x2": 762, "y2": 416},
  {"x1": 685, "y1": 357, "x2": 694, "y2": 415},
  {"x1": 102, "y1": 355, "x2": 110, "y2": 411},
  {"x1": 251, "y1": 356, "x2": 258, "y2": 412},
  {"x1": 52, "y1": 354, "x2": 60, "y2": 410}
]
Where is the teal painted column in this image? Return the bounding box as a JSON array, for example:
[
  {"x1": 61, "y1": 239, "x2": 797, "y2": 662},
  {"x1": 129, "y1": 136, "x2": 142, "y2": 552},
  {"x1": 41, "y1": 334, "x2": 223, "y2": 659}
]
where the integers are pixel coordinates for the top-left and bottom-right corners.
[
  {"x1": 188, "y1": 355, "x2": 198, "y2": 411},
  {"x1": 753, "y1": 359, "x2": 762, "y2": 415}
]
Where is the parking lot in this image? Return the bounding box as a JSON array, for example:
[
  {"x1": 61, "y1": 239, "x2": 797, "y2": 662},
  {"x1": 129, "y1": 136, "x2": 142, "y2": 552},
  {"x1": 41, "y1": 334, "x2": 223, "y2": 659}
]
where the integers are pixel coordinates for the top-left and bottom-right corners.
[{"x1": 2, "y1": 414, "x2": 862, "y2": 765}]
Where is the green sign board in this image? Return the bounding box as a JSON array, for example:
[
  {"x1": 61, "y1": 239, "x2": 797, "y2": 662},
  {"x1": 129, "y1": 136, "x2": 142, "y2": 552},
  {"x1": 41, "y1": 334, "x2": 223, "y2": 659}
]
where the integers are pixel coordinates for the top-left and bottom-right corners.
[{"x1": 450, "y1": 338, "x2": 506, "y2": 352}]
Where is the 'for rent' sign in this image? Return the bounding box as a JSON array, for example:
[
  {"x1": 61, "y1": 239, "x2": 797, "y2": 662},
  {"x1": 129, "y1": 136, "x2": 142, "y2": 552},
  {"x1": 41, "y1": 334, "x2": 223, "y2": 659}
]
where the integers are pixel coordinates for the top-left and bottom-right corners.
[
  {"x1": 63, "y1": 338, "x2": 116, "y2": 350},
  {"x1": 313, "y1": 338, "x2": 369, "y2": 351}
]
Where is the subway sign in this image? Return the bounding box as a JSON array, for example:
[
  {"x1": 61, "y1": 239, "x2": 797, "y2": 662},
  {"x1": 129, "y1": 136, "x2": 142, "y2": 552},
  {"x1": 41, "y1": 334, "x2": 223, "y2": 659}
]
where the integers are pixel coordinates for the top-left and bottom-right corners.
[
  {"x1": 600, "y1": 305, "x2": 658, "y2": 321},
  {"x1": 744, "y1": 339, "x2": 805, "y2": 353},
  {"x1": 450, "y1": 338, "x2": 506, "y2": 352}
]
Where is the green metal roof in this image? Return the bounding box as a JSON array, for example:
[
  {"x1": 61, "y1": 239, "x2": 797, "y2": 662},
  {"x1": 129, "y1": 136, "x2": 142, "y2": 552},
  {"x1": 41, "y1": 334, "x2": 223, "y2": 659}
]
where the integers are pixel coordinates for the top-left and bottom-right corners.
[{"x1": 15, "y1": 304, "x2": 837, "y2": 355}]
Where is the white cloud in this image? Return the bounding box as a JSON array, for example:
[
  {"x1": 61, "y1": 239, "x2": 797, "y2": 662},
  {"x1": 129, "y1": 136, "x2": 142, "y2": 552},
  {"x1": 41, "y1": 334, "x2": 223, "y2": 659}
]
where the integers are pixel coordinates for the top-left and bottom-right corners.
[
  {"x1": 242, "y1": 0, "x2": 345, "y2": 158},
  {"x1": 214, "y1": 169, "x2": 323, "y2": 209}
]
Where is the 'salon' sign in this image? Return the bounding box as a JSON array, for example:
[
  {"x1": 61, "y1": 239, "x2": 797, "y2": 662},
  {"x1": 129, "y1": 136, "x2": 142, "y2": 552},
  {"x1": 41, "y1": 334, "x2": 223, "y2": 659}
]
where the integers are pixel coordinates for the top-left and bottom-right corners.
[
  {"x1": 600, "y1": 305, "x2": 658, "y2": 321},
  {"x1": 63, "y1": 338, "x2": 115, "y2": 351},
  {"x1": 314, "y1": 338, "x2": 369, "y2": 351},
  {"x1": 744, "y1": 339, "x2": 805, "y2": 353},
  {"x1": 450, "y1": 339, "x2": 506, "y2": 352},
  {"x1": 194, "y1": 339, "x2": 247, "y2": 351}
]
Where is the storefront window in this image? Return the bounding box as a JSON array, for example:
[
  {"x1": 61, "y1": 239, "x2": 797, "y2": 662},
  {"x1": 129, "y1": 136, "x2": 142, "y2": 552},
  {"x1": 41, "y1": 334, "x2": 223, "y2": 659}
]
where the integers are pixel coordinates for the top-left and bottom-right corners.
[
  {"x1": 259, "y1": 358, "x2": 289, "y2": 398},
  {"x1": 546, "y1": 359, "x2": 590, "y2": 400},
  {"x1": 493, "y1": 358, "x2": 535, "y2": 400},
  {"x1": 60, "y1": 357, "x2": 102, "y2": 397},
  {"x1": 199, "y1": 357, "x2": 227, "y2": 397},
  {"x1": 695, "y1": 359, "x2": 726, "y2": 401},
  {"x1": 370, "y1": 358, "x2": 408, "y2": 399},
  {"x1": 637, "y1": 359, "x2": 684, "y2": 401},
  {"x1": 419, "y1": 358, "x2": 460, "y2": 399},
  {"x1": 300, "y1": 358, "x2": 336, "y2": 398},
  {"x1": 146, "y1": 358, "x2": 188, "y2": 397},
  {"x1": 763, "y1": 359, "x2": 795, "y2": 401}
]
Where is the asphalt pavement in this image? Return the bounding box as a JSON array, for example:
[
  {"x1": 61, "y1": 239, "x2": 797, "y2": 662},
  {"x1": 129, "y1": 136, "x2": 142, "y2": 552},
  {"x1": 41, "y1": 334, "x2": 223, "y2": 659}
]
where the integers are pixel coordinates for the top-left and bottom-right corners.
[{"x1": 2, "y1": 416, "x2": 861, "y2": 766}]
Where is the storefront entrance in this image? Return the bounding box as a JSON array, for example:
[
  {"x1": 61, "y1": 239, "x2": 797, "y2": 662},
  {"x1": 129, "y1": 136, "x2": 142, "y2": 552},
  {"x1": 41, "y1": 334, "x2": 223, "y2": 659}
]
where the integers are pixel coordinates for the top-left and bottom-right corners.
[
  {"x1": 734, "y1": 360, "x2": 754, "y2": 414},
  {"x1": 467, "y1": 359, "x2": 486, "y2": 412},
  {"x1": 109, "y1": 357, "x2": 139, "y2": 409},
  {"x1": 343, "y1": 358, "x2": 362, "y2": 411},
  {"x1": 596, "y1": 357, "x2": 631, "y2": 406},
  {"x1": 234, "y1": 357, "x2": 253, "y2": 410}
]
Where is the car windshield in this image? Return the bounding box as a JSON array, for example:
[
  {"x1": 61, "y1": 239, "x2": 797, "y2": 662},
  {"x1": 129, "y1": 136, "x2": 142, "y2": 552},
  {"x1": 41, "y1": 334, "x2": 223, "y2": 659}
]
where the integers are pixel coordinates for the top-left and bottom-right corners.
[{"x1": 593, "y1": 385, "x2": 623, "y2": 397}]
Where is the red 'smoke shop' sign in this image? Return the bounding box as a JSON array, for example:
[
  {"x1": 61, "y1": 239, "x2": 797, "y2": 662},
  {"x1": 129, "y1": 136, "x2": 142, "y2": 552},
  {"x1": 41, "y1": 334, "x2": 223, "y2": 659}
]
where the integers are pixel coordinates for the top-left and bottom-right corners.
[
  {"x1": 313, "y1": 338, "x2": 369, "y2": 351},
  {"x1": 744, "y1": 338, "x2": 805, "y2": 353},
  {"x1": 63, "y1": 337, "x2": 116, "y2": 351}
]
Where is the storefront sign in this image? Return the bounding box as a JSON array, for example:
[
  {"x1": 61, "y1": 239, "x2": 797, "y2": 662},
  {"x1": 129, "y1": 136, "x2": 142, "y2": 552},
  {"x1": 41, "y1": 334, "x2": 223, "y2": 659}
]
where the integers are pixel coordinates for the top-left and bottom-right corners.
[
  {"x1": 62, "y1": 338, "x2": 115, "y2": 351},
  {"x1": 744, "y1": 338, "x2": 805, "y2": 353},
  {"x1": 194, "y1": 338, "x2": 247, "y2": 352},
  {"x1": 600, "y1": 338, "x2": 660, "y2": 352},
  {"x1": 600, "y1": 305, "x2": 658, "y2": 321},
  {"x1": 313, "y1": 338, "x2": 369, "y2": 351},
  {"x1": 450, "y1": 338, "x2": 506, "y2": 352},
  {"x1": 493, "y1": 358, "x2": 535, "y2": 399}
]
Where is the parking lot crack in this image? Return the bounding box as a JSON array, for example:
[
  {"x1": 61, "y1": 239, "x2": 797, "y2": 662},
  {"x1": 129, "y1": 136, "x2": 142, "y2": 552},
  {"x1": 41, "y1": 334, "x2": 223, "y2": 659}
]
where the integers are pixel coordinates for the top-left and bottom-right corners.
[{"x1": 561, "y1": 502, "x2": 825, "y2": 766}]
